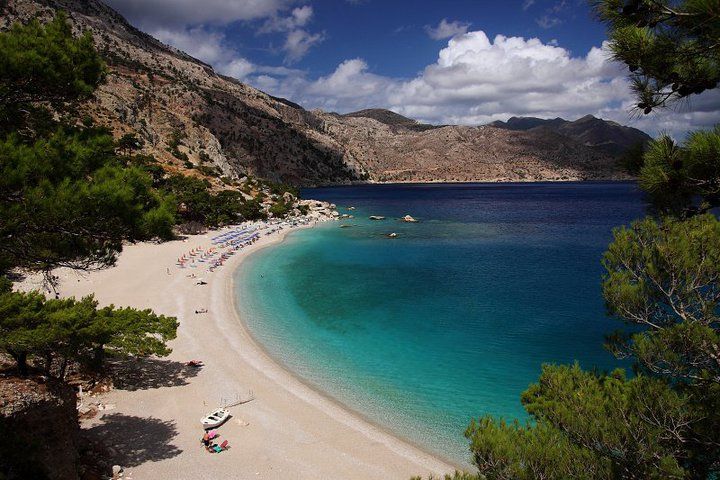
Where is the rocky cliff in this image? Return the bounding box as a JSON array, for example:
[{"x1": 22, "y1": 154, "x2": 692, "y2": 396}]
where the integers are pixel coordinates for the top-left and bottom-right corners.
[
  {"x1": 0, "y1": 376, "x2": 80, "y2": 480},
  {"x1": 2, "y1": 0, "x2": 645, "y2": 186}
]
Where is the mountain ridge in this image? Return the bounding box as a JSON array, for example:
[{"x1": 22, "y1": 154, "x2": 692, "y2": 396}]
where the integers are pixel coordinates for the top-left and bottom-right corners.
[{"x1": 489, "y1": 114, "x2": 652, "y2": 156}]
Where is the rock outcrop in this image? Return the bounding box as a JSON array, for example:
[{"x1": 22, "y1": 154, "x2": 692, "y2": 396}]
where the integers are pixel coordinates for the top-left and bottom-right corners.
[{"x1": 0, "y1": 376, "x2": 80, "y2": 480}]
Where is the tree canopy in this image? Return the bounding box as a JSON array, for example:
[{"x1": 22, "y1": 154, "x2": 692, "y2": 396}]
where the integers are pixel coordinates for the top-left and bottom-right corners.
[
  {"x1": 0, "y1": 13, "x2": 105, "y2": 136},
  {"x1": 0, "y1": 14, "x2": 177, "y2": 277},
  {"x1": 0, "y1": 288, "x2": 178, "y2": 378},
  {"x1": 595, "y1": 0, "x2": 720, "y2": 113}
]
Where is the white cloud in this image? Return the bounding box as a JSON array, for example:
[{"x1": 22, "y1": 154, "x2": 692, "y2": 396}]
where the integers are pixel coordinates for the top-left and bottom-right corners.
[
  {"x1": 260, "y1": 5, "x2": 314, "y2": 33},
  {"x1": 256, "y1": 5, "x2": 325, "y2": 62},
  {"x1": 522, "y1": 0, "x2": 536, "y2": 10},
  {"x1": 152, "y1": 27, "x2": 259, "y2": 79},
  {"x1": 425, "y1": 19, "x2": 471, "y2": 40},
  {"x1": 536, "y1": 15, "x2": 562, "y2": 29},
  {"x1": 283, "y1": 29, "x2": 326, "y2": 63},
  {"x1": 243, "y1": 30, "x2": 720, "y2": 137}
]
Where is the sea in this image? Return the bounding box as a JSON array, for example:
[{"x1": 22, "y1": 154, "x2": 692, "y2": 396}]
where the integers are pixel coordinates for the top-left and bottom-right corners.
[{"x1": 234, "y1": 182, "x2": 646, "y2": 465}]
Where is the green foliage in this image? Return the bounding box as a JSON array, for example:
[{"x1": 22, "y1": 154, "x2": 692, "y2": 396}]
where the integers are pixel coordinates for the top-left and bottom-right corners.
[
  {"x1": 0, "y1": 16, "x2": 175, "y2": 276},
  {"x1": 0, "y1": 289, "x2": 178, "y2": 377},
  {"x1": 594, "y1": 0, "x2": 720, "y2": 113},
  {"x1": 116, "y1": 132, "x2": 144, "y2": 155},
  {"x1": 268, "y1": 181, "x2": 299, "y2": 198},
  {"x1": 0, "y1": 12, "x2": 106, "y2": 135},
  {"x1": 466, "y1": 363, "x2": 716, "y2": 479},
  {"x1": 635, "y1": 126, "x2": 720, "y2": 213},
  {"x1": 0, "y1": 127, "x2": 176, "y2": 273},
  {"x1": 160, "y1": 174, "x2": 265, "y2": 226},
  {"x1": 617, "y1": 141, "x2": 646, "y2": 175},
  {"x1": 269, "y1": 200, "x2": 292, "y2": 218},
  {"x1": 238, "y1": 198, "x2": 268, "y2": 222},
  {"x1": 167, "y1": 129, "x2": 189, "y2": 161},
  {"x1": 603, "y1": 214, "x2": 720, "y2": 385}
]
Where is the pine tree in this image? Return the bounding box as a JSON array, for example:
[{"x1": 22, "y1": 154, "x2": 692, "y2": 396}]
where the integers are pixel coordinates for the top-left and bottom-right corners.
[{"x1": 594, "y1": 0, "x2": 720, "y2": 114}]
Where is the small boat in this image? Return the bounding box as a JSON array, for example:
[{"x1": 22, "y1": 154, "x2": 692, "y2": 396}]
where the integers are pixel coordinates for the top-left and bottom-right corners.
[
  {"x1": 387, "y1": 232, "x2": 398, "y2": 238},
  {"x1": 369, "y1": 215, "x2": 386, "y2": 220},
  {"x1": 201, "y1": 409, "x2": 231, "y2": 429}
]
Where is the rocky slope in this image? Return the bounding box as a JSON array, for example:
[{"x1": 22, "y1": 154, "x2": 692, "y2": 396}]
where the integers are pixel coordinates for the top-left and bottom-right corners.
[
  {"x1": 2, "y1": 0, "x2": 644, "y2": 185},
  {"x1": 2, "y1": 0, "x2": 364, "y2": 187},
  {"x1": 0, "y1": 376, "x2": 80, "y2": 479},
  {"x1": 324, "y1": 110, "x2": 631, "y2": 182}
]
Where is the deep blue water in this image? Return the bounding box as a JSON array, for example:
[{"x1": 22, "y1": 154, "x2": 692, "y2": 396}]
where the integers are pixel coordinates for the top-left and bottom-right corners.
[{"x1": 234, "y1": 182, "x2": 646, "y2": 464}]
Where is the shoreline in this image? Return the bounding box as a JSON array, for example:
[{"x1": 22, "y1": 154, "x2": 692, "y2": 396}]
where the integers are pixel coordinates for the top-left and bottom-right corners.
[
  {"x1": 228, "y1": 225, "x2": 468, "y2": 472},
  {"x1": 17, "y1": 220, "x2": 457, "y2": 479},
  {"x1": 309, "y1": 178, "x2": 636, "y2": 188}
]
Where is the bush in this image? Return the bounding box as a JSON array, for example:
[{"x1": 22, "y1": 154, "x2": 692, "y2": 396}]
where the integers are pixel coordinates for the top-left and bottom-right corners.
[{"x1": 269, "y1": 200, "x2": 291, "y2": 218}]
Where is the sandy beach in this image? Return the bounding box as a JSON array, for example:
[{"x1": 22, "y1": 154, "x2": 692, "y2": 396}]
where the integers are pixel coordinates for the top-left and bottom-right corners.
[{"x1": 18, "y1": 221, "x2": 456, "y2": 480}]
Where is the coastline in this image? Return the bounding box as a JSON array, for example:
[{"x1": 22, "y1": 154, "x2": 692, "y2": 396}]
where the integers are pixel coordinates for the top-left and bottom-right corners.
[
  {"x1": 229, "y1": 226, "x2": 469, "y2": 471},
  {"x1": 17, "y1": 221, "x2": 456, "y2": 479}
]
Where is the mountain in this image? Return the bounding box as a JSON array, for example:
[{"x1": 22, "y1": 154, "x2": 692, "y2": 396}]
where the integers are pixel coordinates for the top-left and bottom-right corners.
[
  {"x1": 342, "y1": 109, "x2": 440, "y2": 132},
  {"x1": 490, "y1": 116, "x2": 567, "y2": 131},
  {"x1": 490, "y1": 115, "x2": 652, "y2": 156},
  {"x1": 1, "y1": 0, "x2": 643, "y2": 185},
  {"x1": 1, "y1": 0, "x2": 365, "y2": 187}
]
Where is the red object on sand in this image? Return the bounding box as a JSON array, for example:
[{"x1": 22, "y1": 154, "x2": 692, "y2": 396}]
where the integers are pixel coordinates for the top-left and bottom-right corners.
[{"x1": 220, "y1": 440, "x2": 229, "y2": 449}]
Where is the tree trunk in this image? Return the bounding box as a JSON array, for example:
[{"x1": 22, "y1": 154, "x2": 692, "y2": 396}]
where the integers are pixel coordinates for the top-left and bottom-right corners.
[
  {"x1": 9, "y1": 350, "x2": 28, "y2": 376},
  {"x1": 44, "y1": 351, "x2": 53, "y2": 376},
  {"x1": 59, "y1": 356, "x2": 68, "y2": 380},
  {"x1": 91, "y1": 345, "x2": 105, "y2": 371}
]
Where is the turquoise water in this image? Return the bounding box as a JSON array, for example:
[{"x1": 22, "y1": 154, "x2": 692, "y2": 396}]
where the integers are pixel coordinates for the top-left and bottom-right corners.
[{"x1": 234, "y1": 182, "x2": 646, "y2": 464}]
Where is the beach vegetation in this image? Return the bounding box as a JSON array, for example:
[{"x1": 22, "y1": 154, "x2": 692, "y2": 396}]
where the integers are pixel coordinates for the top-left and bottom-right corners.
[
  {"x1": 0, "y1": 289, "x2": 178, "y2": 377},
  {"x1": 269, "y1": 200, "x2": 292, "y2": 218},
  {"x1": 159, "y1": 174, "x2": 266, "y2": 226}
]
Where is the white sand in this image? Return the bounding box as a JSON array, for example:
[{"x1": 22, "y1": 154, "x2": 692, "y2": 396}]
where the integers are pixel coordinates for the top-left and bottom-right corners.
[{"x1": 19, "y1": 223, "x2": 456, "y2": 479}]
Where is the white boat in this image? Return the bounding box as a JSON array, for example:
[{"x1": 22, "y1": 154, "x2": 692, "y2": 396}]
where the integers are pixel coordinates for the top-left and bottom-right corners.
[{"x1": 201, "y1": 408, "x2": 230, "y2": 429}]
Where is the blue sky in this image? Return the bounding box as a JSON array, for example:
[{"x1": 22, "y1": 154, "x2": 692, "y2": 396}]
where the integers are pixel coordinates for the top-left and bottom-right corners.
[
  {"x1": 106, "y1": 0, "x2": 719, "y2": 136},
  {"x1": 225, "y1": 0, "x2": 608, "y2": 78}
]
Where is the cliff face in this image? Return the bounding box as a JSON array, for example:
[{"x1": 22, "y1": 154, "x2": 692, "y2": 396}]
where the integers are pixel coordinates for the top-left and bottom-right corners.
[
  {"x1": 2, "y1": 0, "x2": 643, "y2": 186},
  {"x1": 0, "y1": 376, "x2": 80, "y2": 480}
]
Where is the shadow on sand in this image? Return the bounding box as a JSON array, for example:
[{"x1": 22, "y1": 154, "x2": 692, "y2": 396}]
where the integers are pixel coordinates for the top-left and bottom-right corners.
[
  {"x1": 108, "y1": 357, "x2": 202, "y2": 391},
  {"x1": 83, "y1": 413, "x2": 182, "y2": 467}
]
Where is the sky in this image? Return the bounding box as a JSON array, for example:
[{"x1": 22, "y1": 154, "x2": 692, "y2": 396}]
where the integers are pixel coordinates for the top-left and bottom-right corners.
[{"x1": 104, "y1": 0, "x2": 720, "y2": 138}]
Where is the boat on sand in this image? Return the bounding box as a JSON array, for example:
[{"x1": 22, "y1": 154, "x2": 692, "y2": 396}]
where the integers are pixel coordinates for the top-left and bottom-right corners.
[{"x1": 201, "y1": 408, "x2": 231, "y2": 429}]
